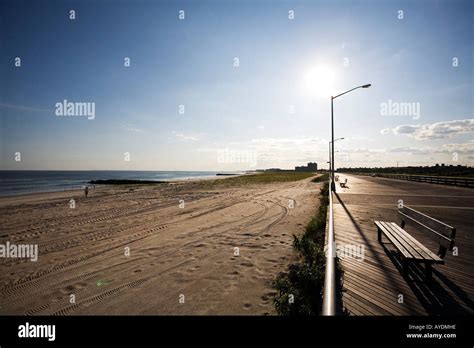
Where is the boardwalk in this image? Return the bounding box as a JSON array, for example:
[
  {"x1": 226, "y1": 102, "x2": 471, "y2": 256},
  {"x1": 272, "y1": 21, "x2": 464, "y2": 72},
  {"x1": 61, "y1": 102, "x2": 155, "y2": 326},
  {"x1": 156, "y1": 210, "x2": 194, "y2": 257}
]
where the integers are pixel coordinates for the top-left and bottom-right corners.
[{"x1": 332, "y1": 174, "x2": 474, "y2": 315}]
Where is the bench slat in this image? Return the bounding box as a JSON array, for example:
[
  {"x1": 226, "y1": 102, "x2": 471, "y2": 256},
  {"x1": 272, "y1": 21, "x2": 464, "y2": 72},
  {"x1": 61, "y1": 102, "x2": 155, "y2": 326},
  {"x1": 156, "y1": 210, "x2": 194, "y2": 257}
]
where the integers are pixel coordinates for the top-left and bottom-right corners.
[
  {"x1": 388, "y1": 223, "x2": 443, "y2": 263},
  {"x1": 375, "y1": 220, "x2": 444, "y2": 264},
  {"x1": 378, "y1": 221, "x2": 424, "y2": 260},
  {"x1": 375, "y1": 221, "x2": 415, "y2": 260},
  {"x1": 381, "y1": 221, "x2": 426, "y2": 260}
]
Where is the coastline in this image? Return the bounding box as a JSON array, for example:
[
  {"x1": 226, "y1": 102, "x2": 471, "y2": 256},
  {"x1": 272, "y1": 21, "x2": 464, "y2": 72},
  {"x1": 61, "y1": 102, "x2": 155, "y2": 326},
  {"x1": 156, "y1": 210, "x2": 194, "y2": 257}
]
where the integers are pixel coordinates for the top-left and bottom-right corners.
[{"x1": 0, "y1": 172, "x2": 247, "y2": 199}]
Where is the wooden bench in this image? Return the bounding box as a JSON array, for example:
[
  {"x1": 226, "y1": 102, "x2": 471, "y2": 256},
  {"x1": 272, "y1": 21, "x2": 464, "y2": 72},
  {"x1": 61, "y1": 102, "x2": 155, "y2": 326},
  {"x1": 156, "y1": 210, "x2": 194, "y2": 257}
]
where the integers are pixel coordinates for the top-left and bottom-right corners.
[
  {"x1": 340, "y1": 178, "x2": 348, "y2": 188},
  {"x1": 374, "y1": 206, "x2": 456, "y2": 280}
]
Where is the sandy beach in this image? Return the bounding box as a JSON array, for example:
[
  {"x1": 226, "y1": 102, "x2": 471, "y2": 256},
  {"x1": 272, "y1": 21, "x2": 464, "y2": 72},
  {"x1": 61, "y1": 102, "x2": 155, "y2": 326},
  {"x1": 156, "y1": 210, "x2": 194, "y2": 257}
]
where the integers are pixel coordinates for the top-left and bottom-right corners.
[{"x1": 0, "y1": 176, "x2": 321, "y2": 315}]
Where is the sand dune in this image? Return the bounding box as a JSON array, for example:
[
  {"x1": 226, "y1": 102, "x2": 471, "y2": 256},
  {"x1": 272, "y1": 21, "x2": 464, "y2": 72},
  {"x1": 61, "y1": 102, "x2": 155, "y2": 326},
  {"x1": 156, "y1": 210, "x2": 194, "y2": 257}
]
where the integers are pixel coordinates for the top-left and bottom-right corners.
[{"x1": 0, "y1": 178, "x2": 320, "y2": 315}]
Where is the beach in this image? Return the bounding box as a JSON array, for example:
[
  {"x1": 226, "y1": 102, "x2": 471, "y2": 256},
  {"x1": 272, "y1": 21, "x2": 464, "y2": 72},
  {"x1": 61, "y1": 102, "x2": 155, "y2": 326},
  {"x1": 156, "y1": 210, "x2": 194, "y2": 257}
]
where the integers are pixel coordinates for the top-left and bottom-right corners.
[{"x1": 0, "y1": 175, "x2": 321, "y2": 315}]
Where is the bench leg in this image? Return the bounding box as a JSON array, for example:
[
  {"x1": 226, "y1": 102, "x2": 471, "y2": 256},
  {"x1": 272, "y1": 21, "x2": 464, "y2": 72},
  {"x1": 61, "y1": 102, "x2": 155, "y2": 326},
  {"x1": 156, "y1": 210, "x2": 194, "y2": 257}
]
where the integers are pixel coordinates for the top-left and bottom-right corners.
[
  {"x1": 402, "y1": 260, "x2": 409, "y2": 278},
  {"x1": 377, "y1": 228, "x2": 382, "y2": 242},
  {"x1": 425, "y1": 263, "x2": 433, "y2": 281}
]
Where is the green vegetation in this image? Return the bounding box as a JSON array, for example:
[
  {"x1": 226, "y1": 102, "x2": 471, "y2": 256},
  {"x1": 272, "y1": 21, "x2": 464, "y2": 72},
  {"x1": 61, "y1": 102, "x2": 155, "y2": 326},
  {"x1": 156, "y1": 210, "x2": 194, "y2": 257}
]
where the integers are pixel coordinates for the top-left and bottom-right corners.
[
  {"x1": 311, "y1": 173, "x2": 329, "y2": 183},
  {"x1": 304, "y1": 181, "x2": 329, "y2": 246},
  {"x1": 273, "y1": 179, "x2": 344, "y2": 315},
  {"x1": 202, "y1": 171, "x2": 316, "y2": 187},
  {"x1": 339, "y1": 165, "x2": 474, "y2": 178},
  {"x1": 273, "y1": 235, "x2": 326, "y2": 315}
]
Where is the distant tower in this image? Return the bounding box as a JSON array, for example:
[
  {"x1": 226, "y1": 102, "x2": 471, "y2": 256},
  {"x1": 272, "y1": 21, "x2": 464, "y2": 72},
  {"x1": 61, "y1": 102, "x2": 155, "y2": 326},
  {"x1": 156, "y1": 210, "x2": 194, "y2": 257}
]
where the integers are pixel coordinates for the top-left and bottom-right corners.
[{"x1": 307, "y1": 162, "x2": 318, "y2": 172}]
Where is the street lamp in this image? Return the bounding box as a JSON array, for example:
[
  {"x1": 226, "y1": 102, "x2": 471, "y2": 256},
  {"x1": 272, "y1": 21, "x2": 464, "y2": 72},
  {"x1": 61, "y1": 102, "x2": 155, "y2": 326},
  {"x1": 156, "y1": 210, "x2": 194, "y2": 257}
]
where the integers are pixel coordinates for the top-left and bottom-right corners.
[
  {"x1": 329, "y1": 137, "x2": 344, "y2": 174},
  {"x1": 330, "y1": 84, "x2": 371, "y2": 191}
]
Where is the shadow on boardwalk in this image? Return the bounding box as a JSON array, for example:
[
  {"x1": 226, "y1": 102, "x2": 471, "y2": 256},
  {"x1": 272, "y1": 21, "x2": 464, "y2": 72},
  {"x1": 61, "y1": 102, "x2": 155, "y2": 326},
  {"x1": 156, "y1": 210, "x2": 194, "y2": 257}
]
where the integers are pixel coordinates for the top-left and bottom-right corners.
[
  {"x1": 334, "y1": 190, "x2": 473, "y2": 316},
  {"x1": 382, "y1": 245, "x2": 473, "y2": 315}
]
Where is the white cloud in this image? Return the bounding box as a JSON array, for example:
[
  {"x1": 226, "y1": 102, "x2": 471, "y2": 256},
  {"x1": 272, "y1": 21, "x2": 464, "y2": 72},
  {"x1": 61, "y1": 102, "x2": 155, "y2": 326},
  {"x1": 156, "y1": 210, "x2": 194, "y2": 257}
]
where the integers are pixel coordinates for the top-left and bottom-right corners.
[
  {"x1": 383, "y1": 118, "x2": 474, "y2": 140},
  {"x1": 393, "y1": 124, "x2": 419, "y2": 135},
  {"x1": 0, "y1": 102, "x2": 51, "y2": 113},
  {"x1": 122, "y1": 123, "x2": 144, "y2": 133},
  {"x1": 386, "y1": 146, "x2": 436, "y2": 155},
  {"x1": 173, "y1": 132, "x2": 200, "y2": 141},
  {"x1": 441, "y1": 140, "x2": 474, "y2": 154}
]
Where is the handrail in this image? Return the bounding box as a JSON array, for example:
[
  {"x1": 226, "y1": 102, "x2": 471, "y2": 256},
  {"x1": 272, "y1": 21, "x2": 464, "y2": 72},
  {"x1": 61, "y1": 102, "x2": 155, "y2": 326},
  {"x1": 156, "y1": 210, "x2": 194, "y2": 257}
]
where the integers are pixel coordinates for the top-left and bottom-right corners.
[
  {"x1": 322, "y1": 178, "x2": 336, "y2": 315},
  {"x1": 351, "y1": 173, "x2": 474, "y2": 188}
]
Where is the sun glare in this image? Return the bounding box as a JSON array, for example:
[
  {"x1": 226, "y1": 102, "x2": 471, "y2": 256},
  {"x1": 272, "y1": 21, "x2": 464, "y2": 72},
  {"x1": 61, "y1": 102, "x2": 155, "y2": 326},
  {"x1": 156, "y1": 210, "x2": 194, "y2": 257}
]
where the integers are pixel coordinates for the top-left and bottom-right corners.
[{"x1": 303, "y1": 65, "x2": 336, "y2": 98}]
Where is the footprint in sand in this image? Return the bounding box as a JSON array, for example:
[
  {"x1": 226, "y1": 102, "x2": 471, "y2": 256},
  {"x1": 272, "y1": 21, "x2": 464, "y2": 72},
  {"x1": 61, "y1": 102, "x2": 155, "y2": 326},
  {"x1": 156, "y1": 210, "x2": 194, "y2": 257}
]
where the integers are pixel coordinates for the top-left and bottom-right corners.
[
  {"x1": 240, "y1": 261, "x2": 253, "y2": 267},
  {"x1": 260, "y1": 292, "x2": 276, "y2": 305},
  {"x1": 226, "y1": 270, "x2": 239, "y2": 279}
]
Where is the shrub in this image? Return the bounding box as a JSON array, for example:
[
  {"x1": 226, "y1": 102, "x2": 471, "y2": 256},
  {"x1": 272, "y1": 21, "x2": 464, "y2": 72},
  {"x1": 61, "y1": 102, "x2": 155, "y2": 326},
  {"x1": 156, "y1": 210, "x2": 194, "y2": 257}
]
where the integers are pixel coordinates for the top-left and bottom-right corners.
[{"x1": 273, "y1": 180, "x2": 345, "y2": 315}]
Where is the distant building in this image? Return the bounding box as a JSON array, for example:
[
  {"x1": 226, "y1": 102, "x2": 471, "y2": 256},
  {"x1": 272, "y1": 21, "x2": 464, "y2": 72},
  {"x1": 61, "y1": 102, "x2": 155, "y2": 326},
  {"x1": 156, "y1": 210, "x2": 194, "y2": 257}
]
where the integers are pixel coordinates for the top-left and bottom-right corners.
[
  {"x1": 307, "y1": 162, "x2": 318, "y2": 171},
  {"x1": 295, "y1": 162, "x2": 318, "y2": 172}
]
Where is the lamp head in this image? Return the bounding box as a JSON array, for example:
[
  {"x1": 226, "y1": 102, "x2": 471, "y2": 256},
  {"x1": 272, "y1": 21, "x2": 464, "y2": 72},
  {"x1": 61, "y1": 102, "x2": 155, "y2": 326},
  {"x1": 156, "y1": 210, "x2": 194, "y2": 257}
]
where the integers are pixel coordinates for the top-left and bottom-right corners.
[{"x1": 361, "y1": 84, "x2": 371, "y2": 88}]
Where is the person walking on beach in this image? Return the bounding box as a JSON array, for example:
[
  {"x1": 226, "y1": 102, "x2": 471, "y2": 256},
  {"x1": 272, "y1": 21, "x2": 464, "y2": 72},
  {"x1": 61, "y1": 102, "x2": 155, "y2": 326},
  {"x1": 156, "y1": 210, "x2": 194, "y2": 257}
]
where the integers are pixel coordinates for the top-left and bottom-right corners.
[{"x1": 84, "y1": 186, "x2": 89, "y2": 197}]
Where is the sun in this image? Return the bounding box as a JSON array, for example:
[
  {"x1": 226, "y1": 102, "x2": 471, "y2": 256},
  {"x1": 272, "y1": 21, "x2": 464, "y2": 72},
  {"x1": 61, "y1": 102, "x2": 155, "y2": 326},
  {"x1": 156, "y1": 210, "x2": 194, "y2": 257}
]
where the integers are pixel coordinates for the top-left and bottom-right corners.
[{"x1": 303, "y1": 65, "x2": 336, "y2": 98}]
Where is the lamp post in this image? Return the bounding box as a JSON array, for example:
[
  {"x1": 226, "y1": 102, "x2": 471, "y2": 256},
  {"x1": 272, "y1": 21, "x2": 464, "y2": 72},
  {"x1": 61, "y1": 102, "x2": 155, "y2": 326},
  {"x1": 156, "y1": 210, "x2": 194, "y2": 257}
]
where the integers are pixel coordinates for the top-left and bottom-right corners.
[
  {"x1": 329, "y1": 138, "x2": 344, "y2": 177},
  {"x1": 330, "y1": 84, "x2": 371, "y2": 191}
]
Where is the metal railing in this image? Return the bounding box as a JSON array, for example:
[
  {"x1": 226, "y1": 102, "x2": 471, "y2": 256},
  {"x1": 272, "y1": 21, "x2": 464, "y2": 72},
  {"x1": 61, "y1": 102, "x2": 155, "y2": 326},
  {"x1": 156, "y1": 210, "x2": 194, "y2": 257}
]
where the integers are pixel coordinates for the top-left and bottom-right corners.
[
  {"x1": 355, "y1": 173, "x2": 474, "y2": 188},
  {"x1": 322, "y1": 178, "x2": 336, "y2": 315}
]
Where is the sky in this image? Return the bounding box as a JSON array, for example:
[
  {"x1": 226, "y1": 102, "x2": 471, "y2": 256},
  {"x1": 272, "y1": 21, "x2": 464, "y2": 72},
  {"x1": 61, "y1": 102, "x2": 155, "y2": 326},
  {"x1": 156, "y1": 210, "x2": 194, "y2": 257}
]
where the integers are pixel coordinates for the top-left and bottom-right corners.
[{"x1": 1, "y1": 0, "x2": 473, "y2": 171}]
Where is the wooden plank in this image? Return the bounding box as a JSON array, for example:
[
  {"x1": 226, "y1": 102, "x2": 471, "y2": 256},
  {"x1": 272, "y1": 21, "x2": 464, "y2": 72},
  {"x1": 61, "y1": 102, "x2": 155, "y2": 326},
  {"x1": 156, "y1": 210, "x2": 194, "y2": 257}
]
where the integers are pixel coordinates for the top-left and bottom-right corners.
[
  {"x1": 380, "y1": 221, "x2": 428, "y2": 260},
  {"x1": 343, "y1": 272, "x2": 420, "y2": 315},
  {"x1": 333, "y1": 181, "x2": 474, "y2": 316},
  {"x1": 389, "y1": 223, "x2": 443, "y2": 262},
  {"x1": 343, "y1": 292, "x2": 379, "y2": 316},
  {"x1": 344, "y1": 286, "x2": 395, "y2": 315},
  {"x1": 375, "y1": 221, "x2": 417, "y2": 259}
]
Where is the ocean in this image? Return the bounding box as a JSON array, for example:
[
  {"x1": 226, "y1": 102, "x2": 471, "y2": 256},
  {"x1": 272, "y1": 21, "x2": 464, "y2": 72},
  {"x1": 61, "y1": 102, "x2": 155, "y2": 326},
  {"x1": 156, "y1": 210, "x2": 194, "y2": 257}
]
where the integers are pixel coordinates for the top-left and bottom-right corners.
[{"x1": 0, "y1": 171, "x2": 221, "y2": 197}]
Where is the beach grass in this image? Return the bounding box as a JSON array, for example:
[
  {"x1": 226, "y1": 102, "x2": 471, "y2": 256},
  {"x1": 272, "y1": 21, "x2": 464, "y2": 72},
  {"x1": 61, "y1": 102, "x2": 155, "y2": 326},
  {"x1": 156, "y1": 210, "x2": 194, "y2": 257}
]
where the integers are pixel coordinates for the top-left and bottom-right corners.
[
  {"x1": 202, "y1": 171, "x2": 317, "y2": 187},
  {"x1": 273, "y1": 178, "x2": 345, "y2": 315},
  {"x1": 311, "y1": 173, "x2": 329, "y2": 183}
]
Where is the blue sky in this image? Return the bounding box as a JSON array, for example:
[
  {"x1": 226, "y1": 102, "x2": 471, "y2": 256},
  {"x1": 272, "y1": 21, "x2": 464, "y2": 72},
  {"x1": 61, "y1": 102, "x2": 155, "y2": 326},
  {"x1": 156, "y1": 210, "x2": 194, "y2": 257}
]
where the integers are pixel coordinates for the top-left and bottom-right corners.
[{"x1": 1, "y1": 0, "x2": 472, "y2": 170}]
